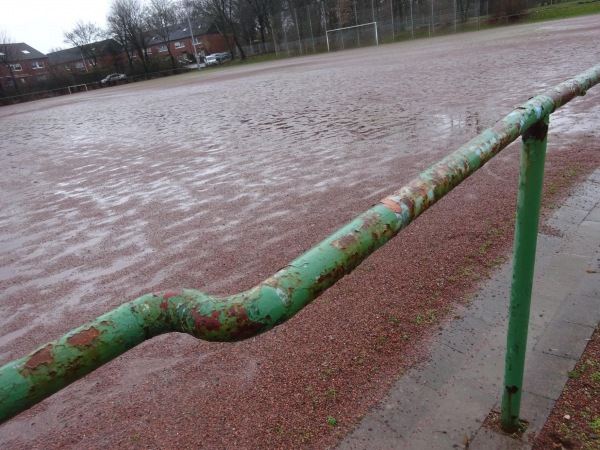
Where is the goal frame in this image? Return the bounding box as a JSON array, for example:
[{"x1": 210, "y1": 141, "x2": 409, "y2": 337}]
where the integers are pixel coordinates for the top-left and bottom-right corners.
[{"x1": 325, "y1": 22, "x2": 378, "y2": 52}]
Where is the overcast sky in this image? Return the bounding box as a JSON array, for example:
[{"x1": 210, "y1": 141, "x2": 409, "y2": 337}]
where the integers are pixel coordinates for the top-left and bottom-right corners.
[{"x1": 1, "y1": 0, "x2": 112, "y2": 54}]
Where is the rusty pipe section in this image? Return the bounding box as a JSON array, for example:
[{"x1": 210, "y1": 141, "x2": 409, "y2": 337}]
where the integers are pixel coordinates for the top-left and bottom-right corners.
[{"x1": 1, "y1": 65, "x2": 599, "y2": 424}]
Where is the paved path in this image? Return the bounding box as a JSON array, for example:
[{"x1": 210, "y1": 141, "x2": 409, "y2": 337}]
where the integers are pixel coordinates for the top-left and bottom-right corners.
[{"x1": 339, "y1": 169, "x2": 600, "y2": 449}]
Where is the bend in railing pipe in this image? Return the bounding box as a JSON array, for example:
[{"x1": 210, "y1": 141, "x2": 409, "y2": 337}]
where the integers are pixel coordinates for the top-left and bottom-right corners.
[{"x1": 1, "y1": 65, "x2": 599, "y2": 424}]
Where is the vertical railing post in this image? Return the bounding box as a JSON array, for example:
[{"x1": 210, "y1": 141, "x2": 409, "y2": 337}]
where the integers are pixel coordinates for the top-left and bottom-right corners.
[{"x1": 501, "y1": 115, "x2": 549, "y2": 432}]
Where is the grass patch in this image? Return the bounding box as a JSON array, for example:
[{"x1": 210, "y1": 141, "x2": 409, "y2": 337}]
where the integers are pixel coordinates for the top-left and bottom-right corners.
[
  {"x1": 590, "y1": 416, "x2": 600, "y2": 433},
  {"x1": 525, "y1": 0, "x2": 600, "y2": 22},
  {"x1": 325, "y1": 387, "x2": 337, "y2": 398}
]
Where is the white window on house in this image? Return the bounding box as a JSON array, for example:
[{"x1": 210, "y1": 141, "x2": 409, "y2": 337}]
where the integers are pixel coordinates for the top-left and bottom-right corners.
[
  {"x1": 174, "y1": 41, "x2": 184, "y2": 48},
  {"x1": 21, "y1": 50, "x2": 30, "y2": 54},
  {"x1": 147, "y1": 47, "x2": 153, "y2": 55},
  {"x1": 192, "y1": 38, "x2": 201, "y2": 45},
  {"x1": 158, "y1": 44, "x2": 168, "y2": 52},
  {"x1": 63, "y1": 65, "x2": 71, "y2": 71},
  {"x1": 37, "y1": 74, "x2": 48, "y2": 81},
  {"x1": 75, "y1": 61, "x2": 84, "y2": 69},
  {"x1": 9, "y1": 63, "x2": 23, "y2": 71},
  {"x1": 31, "y1": 60, "x2": 44, "y2": 69}
]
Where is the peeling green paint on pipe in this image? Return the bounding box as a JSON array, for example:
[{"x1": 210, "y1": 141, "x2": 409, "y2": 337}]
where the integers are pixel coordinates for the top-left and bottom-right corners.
[{"x1": 1, "y1": 65, "x2": 599, "y2": 424}]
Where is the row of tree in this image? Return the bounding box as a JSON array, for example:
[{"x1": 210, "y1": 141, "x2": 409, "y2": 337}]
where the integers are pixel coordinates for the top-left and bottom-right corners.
[{"x1": 66, "y1": 0, "x2": 535, "y2": 74}]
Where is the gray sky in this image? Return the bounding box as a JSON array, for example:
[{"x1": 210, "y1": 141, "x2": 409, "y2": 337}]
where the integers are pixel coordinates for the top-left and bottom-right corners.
[{"x1": 1, "y1": 0, "x2": 112, "y2": 54}]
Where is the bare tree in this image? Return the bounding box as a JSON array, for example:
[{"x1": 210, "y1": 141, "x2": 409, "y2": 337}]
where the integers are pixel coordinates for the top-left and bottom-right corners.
[
  {"x1": 176, "y1": 0, "x2": 210, "y2": 25},
  {"x1": 108, "y1": 1, "x2": 135, "y2": 68},
  {"x1": 63, "y1": 21, "x2": 106, "y2": 70},
  {"x1": 107, "y1": 0, "x2": 152, "y2": 74},
  {"x1": 202, "y1": 0, "x2": 247, "y2": 59},
  {"x1": 0, "y1": 30, "x2": 22, "y2": 95},
  {"x1": 147, "y1": 0, "x2": 179, "y2": 68},
  {"x1": 244, "y1": 0, "x2": 276, "y2": 44},
  {"x1": 237, "y1": 0, "x2": 261, "y2": 46},
  {"x1": 456, "y1": 0, "x2": 472, "y2": 23}
]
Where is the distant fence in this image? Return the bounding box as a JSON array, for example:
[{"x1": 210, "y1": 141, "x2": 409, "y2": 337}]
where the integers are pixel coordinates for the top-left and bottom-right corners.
[
  {"x1": 240, "y1": 0, "x2": 536, "y2": 57},
  {"x1": 0, "y1": 67, "x2": 191, "y2": 107}
]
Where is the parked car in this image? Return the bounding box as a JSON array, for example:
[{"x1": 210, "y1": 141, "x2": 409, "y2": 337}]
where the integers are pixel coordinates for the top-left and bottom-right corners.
[
  {"x1": 205, "y1": 54, "x2": 219, "y2": 66},
  {"x1": 101, "y1": 73, "x2": 126, "y2": 84},
  {"x1": 216, "y1": 52, "x2": 231, "y2": 63},
  {"x1": 178, "y1": 55, "x2": 193, "y2": 65}
]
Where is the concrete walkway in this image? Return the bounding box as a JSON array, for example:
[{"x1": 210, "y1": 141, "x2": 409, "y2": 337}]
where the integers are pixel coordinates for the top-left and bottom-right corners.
[{"x1": 339, "y1": 169, "x2": 600, "y2": 450}]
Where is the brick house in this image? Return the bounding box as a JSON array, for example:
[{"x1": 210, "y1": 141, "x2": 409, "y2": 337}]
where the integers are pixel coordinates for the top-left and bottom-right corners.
[
  {"x1": 0, "y1": 43, "x2": 50, "y2": 95},
  {"x1": 47, "y1": 39, "x2": 124, "y2": 75},
  {"x1": 145, "y1": 20, "x2": 235, "y2": 63}
]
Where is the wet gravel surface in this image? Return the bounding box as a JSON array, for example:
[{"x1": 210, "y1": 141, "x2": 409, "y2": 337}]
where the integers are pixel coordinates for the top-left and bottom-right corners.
[{"x1": 1, "y1": 16, "x2": 600, "y2": 449}]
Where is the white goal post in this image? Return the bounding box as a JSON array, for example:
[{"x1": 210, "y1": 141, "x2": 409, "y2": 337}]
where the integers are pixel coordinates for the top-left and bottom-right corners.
[
  {"x1": 326, "y1": 22, "x2": 378, "y2": 52},
  {"x1": 67, "y1": 84, "x2": 89, "y2": 94}
]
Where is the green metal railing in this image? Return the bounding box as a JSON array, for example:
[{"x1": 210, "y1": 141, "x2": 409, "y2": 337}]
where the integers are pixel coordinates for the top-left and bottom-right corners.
[{"x1": 1, "y1": 66, "x2": 599, "y2": 432}]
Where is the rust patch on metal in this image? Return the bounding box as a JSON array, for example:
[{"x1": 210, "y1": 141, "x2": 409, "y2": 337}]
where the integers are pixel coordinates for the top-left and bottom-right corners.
[
  {"x1": 23, "y1": 345, "x2": 54, "y2": 370},
  {"x1": 506, "y1": 385, "x2": 519, "y2": 394},
  {"x1": 524, "y1": 120, "x2": 548, "y2": 142},
  {"x1": 316, "y1": 264, "x2": 347, "y2": 286},
  {"x1": 359, "y1": 213, "x2": 381, "y2": 230},
  {"x1": 401, "y1": 195, "x2": 416, "y2": 214},
  {"x1": 192, "y1": 309, "x2": 222, "y2": 332},
  {"x1": 154, "y1": 290, "x2": 182, "y2": 300},
  {"x1": 332, "y1": 234, "x2": 358, "y2": 249},
  {"x1": 380, "y1": 198, "x2": 402, "y2": 213},
  {"x1": 67, "y1": 327, "x2": 100, "y2": 347},
  {"x1": 227, "y1": 306, "x2": 263, "y2": 340}
]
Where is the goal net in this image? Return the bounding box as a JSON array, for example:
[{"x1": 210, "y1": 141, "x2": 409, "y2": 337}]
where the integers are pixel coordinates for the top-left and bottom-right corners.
[{"x1": 326, "y1": 22, "x2": 378, "y2": 52}]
